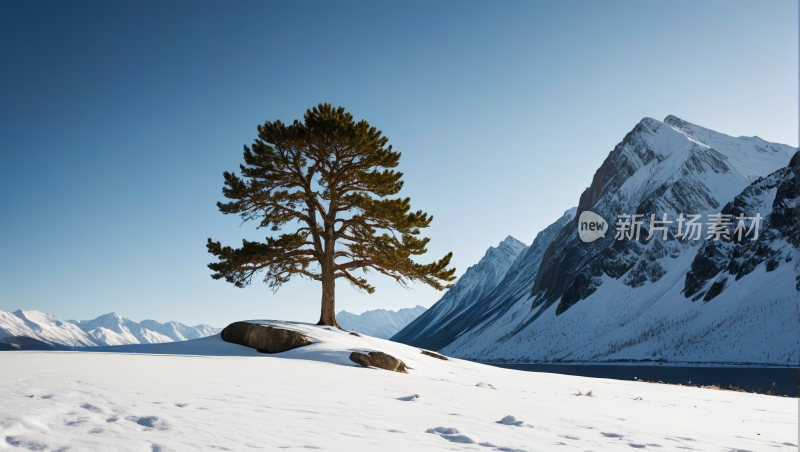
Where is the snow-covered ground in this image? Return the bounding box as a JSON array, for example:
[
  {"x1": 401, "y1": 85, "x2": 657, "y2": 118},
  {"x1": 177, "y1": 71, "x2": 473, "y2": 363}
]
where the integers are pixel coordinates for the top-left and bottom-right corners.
[{"x1": 1, "y1": 322, "x2": 795, "y2": 451}]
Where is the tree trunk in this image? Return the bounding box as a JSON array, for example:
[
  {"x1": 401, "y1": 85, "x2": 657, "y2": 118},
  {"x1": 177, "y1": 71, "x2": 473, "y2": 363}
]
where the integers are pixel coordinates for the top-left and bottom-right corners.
[
  {"x1": 317, "y1": 270, "x2": 340, "y2": 327},
  {"x1": 317, "y1": 223, "x2": 340, "y2": 328}
]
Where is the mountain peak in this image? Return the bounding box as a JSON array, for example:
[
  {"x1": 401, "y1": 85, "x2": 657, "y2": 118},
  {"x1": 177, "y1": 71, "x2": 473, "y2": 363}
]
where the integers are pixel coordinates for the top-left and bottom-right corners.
[
  {"x1": 87, "y1": 312, "x2": 125, "y2": 322},
  {"x1": 485, "y1": 236, "x2": 526, "y2": 263},
  {"x1": 663, "y1": 115, "x2": 696, "y2": 136},
  {"x1": 663, "y1": 114, "x2": 685, "y2": 125},
  {"x1": 500, "y1": 235, "x2": 525, "y2": 248},
  {"x1": 392, "y1": 208, "x2": 576, "y2": 350},
  {"x1": 13, "y1": 309, "x2": 42, "y2": 315}
]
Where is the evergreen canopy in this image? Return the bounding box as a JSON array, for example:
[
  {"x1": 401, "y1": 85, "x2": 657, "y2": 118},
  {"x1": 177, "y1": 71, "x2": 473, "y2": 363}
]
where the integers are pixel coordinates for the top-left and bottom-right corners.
[{"x1": 207, "y1": 104, "x2": 456, "y2": 327}]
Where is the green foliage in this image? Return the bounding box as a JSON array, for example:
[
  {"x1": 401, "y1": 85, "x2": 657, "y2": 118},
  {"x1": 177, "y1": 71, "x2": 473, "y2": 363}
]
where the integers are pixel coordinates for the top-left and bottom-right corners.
[{"x1": 207, "y1": 103, "x2": 456, "y2": 298}]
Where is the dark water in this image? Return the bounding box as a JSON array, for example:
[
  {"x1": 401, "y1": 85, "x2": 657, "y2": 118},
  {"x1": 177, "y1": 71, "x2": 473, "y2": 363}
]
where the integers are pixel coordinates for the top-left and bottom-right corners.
[{"x1": 486, "y1": 363, "x2": 799, "y2": 397}]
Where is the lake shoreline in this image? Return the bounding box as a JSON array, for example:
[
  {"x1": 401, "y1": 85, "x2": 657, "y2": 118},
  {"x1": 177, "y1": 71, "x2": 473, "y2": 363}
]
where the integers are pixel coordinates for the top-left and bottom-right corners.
[
  {"x1": 484, "y1": 362, "x2": 800, "y2": 397},
  {"x1": 475, "y1": 360, "x2": 800, "y2": 369}
]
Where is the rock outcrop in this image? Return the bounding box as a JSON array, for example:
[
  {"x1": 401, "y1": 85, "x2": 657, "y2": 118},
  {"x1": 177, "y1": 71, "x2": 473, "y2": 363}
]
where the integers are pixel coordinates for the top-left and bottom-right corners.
[
  {"x1": 420, "y1": 349, "x2": 448, "y2": 360},
  {"x1": 221, "y1": 322, "x2": 311, "y2": 354},
  {"x1": 349, "y1": 351, "x2": 408, "y2": 373}
]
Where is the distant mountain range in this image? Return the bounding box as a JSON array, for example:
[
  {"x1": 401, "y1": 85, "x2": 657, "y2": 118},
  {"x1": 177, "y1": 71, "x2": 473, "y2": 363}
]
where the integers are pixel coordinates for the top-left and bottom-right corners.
[
  {"x1": 392, "y1": 115, "x2": 799, "y2": 366},
  {"x1": 336, "y1": 306, "x2": 426, "y2": 339},
  {"x1": 0, "y1": 310, "x2": 219, "y2": 347}
]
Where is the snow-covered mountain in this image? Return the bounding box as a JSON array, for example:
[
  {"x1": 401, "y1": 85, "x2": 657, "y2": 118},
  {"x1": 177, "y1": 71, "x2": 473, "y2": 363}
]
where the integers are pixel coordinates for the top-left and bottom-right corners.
[
  {"x1": 139, "y1": 319, "x2": 219, "y2": 342},
  {"x1": 68, "y1": 313, "x2": 175, "y2": 346},
  {"x1": 0, "y1": 310, "x2": 98, "y2": 347},
  {"x1": 391, "y1": 235, "x2": 528, "y2": 349},
  {"x1": 336, "y1": 305, "x2": 426, "y2": 339},
  {"x1": 397, "y1": 116, "x2": 799, "y2": 366},
  {"x1": 529, "y1": 115, "x2": 796, "y2": 316},
  {"x1": 0, "y1": 310, "x2": 219, "y2": 347}
]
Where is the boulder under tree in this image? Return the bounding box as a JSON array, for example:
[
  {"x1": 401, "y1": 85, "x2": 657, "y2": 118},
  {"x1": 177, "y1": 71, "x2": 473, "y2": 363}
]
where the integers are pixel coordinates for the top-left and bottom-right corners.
[{"x1": 221, "y1": 322, "x2": 311, "y2": 354}]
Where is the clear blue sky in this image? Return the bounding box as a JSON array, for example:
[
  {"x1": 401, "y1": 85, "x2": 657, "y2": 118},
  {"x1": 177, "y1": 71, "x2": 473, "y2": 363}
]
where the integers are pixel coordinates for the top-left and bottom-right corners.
[{"x1": 1, "y1": 1, "x2": 796, "y2": 327}]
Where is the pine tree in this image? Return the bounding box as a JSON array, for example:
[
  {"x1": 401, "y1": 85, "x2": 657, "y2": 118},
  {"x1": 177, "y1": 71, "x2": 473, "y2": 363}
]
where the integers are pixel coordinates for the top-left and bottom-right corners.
[{"x1": 207, "y1": 104, "x2": 456, "y2": 327}]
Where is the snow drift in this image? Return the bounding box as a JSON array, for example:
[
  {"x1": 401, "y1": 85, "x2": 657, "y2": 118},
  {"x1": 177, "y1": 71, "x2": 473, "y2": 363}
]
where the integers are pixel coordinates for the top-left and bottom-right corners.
[{"x1": 0, "y1": 322, "x2": 795, "y2": 451}]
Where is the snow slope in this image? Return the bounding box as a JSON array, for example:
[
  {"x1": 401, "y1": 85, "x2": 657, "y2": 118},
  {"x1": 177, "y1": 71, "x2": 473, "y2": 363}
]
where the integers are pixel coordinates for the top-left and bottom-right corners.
[
  {"x1": 0, "y1": 321, "x2": 795, "y2": 451},
  {"x1": 391, "y1": 236, "x2": 527, "y2": 350},
  {"x1": 437, "y1": 117, "x2": 799, "y2": 365},
  {"x1": 0, "y1": 310, "x2": 218, "y2": 347},
  {"x1": 393, "y1": 210, "x2": 575, "y2": 350},
  {"x1": 337, "y1": 305, "x2": 426, "y2": 339}
]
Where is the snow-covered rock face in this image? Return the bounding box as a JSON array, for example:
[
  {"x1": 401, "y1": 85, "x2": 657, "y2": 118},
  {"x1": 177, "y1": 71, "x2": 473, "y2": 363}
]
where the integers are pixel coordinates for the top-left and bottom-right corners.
[
  {"x1": 391, "y1": 235, "x2": 535, "y2": 350},
  {"x1": 336, "y1": 306, "x2": 426, "y2": 339},
  {"x1": 0, "y1": 310, "x2": 219, "y2": 347},
  {"x1": 683, "y1": 152, "x2": 800, "y2": 301},
  {"x1": 531, "y1": 116, "x2": 797, "y2": 316},
  {"x1": 427, "y1": 117, "x2": 797, "y2": 366}
]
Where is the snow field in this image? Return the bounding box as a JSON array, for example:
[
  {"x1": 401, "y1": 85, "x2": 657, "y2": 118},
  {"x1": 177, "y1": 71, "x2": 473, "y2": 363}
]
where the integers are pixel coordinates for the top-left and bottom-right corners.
[{"x1": 0, "y1": 322, "x2": 796, "y2": 451}]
